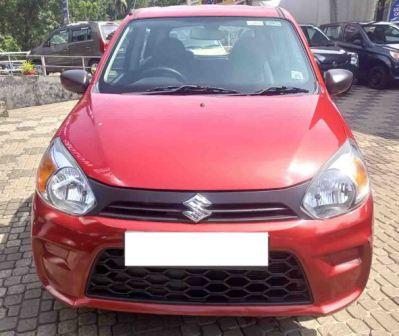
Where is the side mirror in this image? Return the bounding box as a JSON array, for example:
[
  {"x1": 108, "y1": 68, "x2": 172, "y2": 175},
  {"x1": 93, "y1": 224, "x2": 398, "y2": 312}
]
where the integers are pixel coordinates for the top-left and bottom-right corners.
[
  {"x1": 325, "y1": 69, "x2": 353, "y2": 96},
  {"x1": 61, "y1": 70, "x2": 92, "y2": 94}
]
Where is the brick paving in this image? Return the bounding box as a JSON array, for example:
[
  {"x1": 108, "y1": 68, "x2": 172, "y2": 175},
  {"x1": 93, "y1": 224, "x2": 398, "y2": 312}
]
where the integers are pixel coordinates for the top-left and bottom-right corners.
[{"x1": 0, "y1": 86, "x2": 398, "y2": 335}]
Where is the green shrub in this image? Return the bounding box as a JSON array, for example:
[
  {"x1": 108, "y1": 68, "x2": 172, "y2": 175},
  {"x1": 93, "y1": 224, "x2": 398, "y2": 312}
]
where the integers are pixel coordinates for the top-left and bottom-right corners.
[
  {"x1": 0, "y1": 35, "x2": 21, "y2": 52},
  {"x1": 21, "y1": 60, "x2": 35, "y2": 75}
]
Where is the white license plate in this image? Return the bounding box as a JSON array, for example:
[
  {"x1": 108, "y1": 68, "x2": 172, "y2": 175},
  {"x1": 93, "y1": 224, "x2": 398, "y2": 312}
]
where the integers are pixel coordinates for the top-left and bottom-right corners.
[{"x1": 124, "y1": 232, "x2": 269, "y2": 267}]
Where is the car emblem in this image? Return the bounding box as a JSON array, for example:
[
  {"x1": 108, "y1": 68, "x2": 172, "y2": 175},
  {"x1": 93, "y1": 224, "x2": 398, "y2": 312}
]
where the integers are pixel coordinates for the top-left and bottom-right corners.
[{"x1": 183, "y1": 194, "x2": 212, "y2": 223}]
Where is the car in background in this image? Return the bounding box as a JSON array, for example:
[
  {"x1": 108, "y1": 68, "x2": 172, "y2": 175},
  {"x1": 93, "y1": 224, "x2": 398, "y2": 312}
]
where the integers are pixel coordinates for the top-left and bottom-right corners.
[
  {"x1": 29, "y1": 21, "x2": 118, "y2": 73},
  {"x1": 320, "y1": 21, "x2": 399, "y2": 89},
  {"x1": 300, "y1": 24, "x2": 358, "y2": 79}
]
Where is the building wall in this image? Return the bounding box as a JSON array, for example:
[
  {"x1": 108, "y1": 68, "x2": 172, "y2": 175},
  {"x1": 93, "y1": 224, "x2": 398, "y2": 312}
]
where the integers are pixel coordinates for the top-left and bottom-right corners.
[{"x1": 257, "y1": 0, "x2": 378, "y2": 25}]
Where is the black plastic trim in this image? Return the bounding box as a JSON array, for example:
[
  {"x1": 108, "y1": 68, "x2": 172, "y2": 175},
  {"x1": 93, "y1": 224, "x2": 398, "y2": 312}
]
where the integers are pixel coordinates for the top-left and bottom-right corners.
[
  {"x1": 85, "y1": 248, "x2": 313, "y2": 306},
  {"x1": 87, "y1": 178, "x2": 311, "y2": 223}
]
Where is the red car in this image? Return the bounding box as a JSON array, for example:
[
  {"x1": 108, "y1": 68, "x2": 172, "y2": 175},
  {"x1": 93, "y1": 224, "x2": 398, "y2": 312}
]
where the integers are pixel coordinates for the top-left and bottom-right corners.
[{"x1": 32, "y1": 5, "x2": 373, "y2": 316}]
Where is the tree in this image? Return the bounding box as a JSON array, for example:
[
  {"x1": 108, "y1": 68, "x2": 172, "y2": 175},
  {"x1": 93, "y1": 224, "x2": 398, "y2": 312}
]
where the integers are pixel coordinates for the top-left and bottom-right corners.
[
  {"x1": 0, "y1": 0, "x2": 188, "y2": 51},
  {"x1": 0, "y1": 35, "x2": 20, "y2": 52},
  {"x1": 112, "y1": 0, "x2": 128, "y2": 19},
  {"x1": 69, "y1": 0, "x2": 111, "y2": 21},
  {"x1": 0, "y1": 0, "x2": 62, "y2": 51}
]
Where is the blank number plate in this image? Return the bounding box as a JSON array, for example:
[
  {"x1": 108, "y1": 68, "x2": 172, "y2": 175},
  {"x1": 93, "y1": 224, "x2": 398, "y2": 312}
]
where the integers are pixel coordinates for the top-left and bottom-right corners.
[{"x1": 124, "y1": 232, "x2": 269, "y2": 267}]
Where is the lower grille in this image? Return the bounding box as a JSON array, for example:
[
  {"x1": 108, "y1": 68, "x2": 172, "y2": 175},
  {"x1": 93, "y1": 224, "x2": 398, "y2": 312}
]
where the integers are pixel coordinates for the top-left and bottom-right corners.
[{"x1": 86, "y1": 249, "x2": 312, "y2": 305}]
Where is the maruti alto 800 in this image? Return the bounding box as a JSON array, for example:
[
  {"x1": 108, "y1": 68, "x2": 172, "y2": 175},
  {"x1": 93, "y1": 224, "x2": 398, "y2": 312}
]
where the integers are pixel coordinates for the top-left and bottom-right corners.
[{"x1": 32, "y1": 5, "x2": 373, "y2": 316}]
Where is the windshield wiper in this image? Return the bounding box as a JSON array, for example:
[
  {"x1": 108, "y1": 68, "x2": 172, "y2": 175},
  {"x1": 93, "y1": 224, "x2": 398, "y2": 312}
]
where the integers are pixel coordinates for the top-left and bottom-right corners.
[
  {"x1": 143, "y1": 85, "x2": 239, "y2": 95},
  {"x1": 248, "y1": 86, "x2": 309, "y2": 96}
]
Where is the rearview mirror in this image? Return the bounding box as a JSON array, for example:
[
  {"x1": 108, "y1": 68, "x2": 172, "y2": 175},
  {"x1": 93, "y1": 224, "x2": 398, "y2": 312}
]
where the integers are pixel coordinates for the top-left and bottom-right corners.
[
  {"x1": 61, "y1": 70, "x2": 92, "y2": 94},
  {"x1": 325, "y1": 69, "x2": 353, "y2": 96}
]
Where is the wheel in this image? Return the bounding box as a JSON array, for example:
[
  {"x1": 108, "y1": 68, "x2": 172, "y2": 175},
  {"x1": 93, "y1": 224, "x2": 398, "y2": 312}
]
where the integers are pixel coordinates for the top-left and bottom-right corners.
[{"x1": 368, "y1": 65, "x2": 389, "y2": 89}]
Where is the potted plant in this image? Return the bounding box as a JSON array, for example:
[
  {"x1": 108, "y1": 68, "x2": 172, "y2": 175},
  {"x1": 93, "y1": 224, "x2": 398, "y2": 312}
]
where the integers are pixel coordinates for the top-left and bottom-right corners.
[{"x1": 21, "y1": 60, "x2": 36, "y2": 76}]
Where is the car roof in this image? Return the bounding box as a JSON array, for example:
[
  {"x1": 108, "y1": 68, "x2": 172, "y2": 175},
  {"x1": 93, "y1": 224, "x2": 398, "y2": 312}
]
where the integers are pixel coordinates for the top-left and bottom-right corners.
[
  {"x1": 128, "y1": 5, "x2": 282, "y2": 20},
  {"x1": 62, "y1": 21, "x2": 118, "y2": 28},
  {"x1": 321, "y1": 21, "x2": 396, "y2": 27}
]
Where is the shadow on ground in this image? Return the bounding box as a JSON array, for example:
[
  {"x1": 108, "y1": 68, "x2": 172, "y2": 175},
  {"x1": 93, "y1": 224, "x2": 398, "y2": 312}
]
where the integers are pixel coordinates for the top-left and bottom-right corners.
[{"x1": 334, "y1": 84, "x2": 399, "y2": 140}]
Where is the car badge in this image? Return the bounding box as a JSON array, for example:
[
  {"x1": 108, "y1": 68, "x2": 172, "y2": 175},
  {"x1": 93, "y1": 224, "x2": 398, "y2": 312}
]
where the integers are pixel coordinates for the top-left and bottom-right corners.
[{"x1": 183, "y1": 194, "x2": 212, "y2": 223}]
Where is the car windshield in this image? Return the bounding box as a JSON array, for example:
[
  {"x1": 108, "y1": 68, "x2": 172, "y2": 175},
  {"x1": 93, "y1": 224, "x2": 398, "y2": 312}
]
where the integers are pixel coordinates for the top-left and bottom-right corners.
[
  {"x1": 302, "y1": 26, "x2": 331, "y2": 47},
  {"x1": 364, "y1": 24, "x2": 399, "y2": 44},
  {"x1": 99, "y1": 17, "x2": 316, "y2": 94}
]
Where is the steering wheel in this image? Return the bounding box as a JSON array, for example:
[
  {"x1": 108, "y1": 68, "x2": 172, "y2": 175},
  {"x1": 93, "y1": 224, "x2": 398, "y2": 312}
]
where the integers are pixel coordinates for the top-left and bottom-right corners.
[{"x1": 140, "y1": 66, "x2": 186, "y2": 82}]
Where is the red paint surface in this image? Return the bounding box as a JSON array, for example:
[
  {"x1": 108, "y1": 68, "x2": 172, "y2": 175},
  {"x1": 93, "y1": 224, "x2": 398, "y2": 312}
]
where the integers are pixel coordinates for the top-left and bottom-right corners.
[{"x1": 32, "y1": 5, "x2": 372, "y2": 316}]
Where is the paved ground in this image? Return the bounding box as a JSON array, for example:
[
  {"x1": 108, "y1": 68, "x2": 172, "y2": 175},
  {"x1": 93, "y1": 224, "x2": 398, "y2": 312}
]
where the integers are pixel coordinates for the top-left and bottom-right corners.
[{"x1": 0, "y1": 86, "x2": 398, "y2": 336}]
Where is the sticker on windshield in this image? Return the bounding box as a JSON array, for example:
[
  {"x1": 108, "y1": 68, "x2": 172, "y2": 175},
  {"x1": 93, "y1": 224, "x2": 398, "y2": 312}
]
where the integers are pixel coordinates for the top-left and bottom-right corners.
[
  {"x1": 265, "y1": 21, "x2": 282, "y2": 27},
  {"x1": 291, "y1": 70, "x2": 304, "y2": 81},
  {"x1": 247, "y1": 21, "x2": 264, "y2": 26}
]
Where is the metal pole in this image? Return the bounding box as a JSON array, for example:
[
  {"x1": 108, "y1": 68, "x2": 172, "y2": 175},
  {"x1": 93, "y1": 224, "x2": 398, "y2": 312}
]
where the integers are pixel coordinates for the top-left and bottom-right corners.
[
  {"x1": 82, "y1": 57, "x2": 85, "y2": 71},
  {"x1": 41, "y1": 56, "x2": 47, "y2": 76},
  {"x1": 7, "y1": 55, "x2": 13, "y2": 76},
  {"x1": 62, "y1": 0, "x2": 70, "y2": 25}
]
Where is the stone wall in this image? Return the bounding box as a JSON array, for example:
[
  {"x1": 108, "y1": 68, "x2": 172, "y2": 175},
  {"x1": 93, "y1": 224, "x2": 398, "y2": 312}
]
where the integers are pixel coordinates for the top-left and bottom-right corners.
[{"x1": 0, "y1": 75, "x2": 80, "y2": 110}]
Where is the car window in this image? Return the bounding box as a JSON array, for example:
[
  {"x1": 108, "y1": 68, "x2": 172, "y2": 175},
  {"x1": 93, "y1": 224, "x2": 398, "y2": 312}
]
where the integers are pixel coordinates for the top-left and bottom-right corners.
[
  {"x1": 302, "y1": 26, "x2": 331, "y2": 47},
  {"x1": 100, "y1": 24, "x2": 119, "y2": 41},
  {"x1": 363, "y1": 24, "x2": 399, "y2": 44},
  {"x1": 49, "y1": 30, "x2": 69, "y2": 46},
  {"x1": 71, "y1": 27, "x2": 92, "y2": 42},
  {"x1": 343, "y1": 24, "x2": 363, "y2": 44},
  {"x1": 324, "y1": 25, "x2": 342, "y2": 41},
  {"x1": 100, "y1": 17, "x2": 316, "y2": 95}
]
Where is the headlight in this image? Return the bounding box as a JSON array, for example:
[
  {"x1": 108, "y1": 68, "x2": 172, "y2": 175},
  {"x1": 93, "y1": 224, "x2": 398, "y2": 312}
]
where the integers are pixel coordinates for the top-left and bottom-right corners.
[
  {"x1": 390, "y1": 51, "x2": 399, "y2": 61},
  {"x1": 314, "y1": 54, "x2": 326, "y2": 63},
  {"x1": 36, "y1": 138, "x2": 96, "y2": 215},
  {"x1": 347, "y1": 52, "x2": 359, "y2": 66},
  {"x1": 302, "y1": 140, "x2": 370, "y2": 219}
]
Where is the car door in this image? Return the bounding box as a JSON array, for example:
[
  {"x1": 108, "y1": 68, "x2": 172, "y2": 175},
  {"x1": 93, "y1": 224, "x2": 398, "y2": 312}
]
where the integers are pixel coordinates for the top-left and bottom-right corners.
[
  {"x1": 338, "y1": 24, "x2": 370, "y2": 76},
  {"x1": 322, "y1": 24, "x2": 342, "y2": 42},
  {"x1": 69, "y1": 25, "x2": 93, "y2": 70},
  {"x1": 42, "y1": 29, "x2": 70, "y2": 71}
]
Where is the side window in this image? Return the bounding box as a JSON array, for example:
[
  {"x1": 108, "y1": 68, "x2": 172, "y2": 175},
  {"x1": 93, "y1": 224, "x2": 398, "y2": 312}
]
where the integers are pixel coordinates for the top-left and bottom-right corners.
[
  {"x1": 324, "y1": 25, "x2": 341, "y2": 41},
  {"x1": 49, "y1": 30, "x2": 69, "y2": 46},
  {"x1": 343, "y1": 24, "x2": 363, "y2": 45},
  {"x1": 71, "y1": 27, "x2": 92, "y2": 42}
]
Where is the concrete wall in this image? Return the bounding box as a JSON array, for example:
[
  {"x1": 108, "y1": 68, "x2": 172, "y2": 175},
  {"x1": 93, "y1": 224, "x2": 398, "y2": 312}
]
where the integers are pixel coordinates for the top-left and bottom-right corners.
[
  {"x1": 258, "y1": 0, "x2": 378, "y2": 25},
  {"x1": 0, "y1": 75, "x2": 80, "y2": 110}
]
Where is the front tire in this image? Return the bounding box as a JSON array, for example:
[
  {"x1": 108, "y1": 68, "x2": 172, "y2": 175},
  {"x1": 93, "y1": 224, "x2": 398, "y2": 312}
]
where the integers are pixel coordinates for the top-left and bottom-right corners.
[{"x1": 368, "y1": 65, "x2": 389, "y2": 89}]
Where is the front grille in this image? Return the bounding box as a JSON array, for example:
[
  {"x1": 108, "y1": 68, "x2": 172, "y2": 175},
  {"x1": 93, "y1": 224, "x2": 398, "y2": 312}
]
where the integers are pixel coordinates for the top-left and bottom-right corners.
[
  {"x1": 99, "y1": 202, "x2": 298, "y2": 223},
  {"x1": 86, "y1": 249, "x2": 312, "y2": 305}
]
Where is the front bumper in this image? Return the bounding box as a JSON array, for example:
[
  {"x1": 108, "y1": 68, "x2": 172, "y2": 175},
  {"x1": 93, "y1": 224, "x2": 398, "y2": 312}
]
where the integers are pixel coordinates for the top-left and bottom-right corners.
[
  {"x1": 391, "y1": 62, "x2": 399, "y2": 80},
  {"x1": 32, "y1": 192, "x2": 373, "y2": 316}
]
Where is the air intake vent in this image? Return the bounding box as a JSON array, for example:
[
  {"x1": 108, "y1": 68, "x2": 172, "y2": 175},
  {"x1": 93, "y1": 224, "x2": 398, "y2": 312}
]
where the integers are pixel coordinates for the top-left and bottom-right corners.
[{"x1": 86, "y1": 249, "x2": 312, "y2": 305}]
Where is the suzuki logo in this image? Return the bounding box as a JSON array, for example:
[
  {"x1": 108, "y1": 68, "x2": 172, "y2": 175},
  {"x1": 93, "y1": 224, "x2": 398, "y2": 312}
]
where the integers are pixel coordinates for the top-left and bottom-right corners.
[{"x1": 183, "y1": 194, "x2": 212, "y2": 223}]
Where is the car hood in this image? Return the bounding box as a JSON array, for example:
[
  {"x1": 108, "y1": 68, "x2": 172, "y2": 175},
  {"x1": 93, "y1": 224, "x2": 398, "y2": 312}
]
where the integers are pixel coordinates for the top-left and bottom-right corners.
[
  {"x1": 59, "y1": 92, "x2": 348, "y2": 190},
  {"x1": 311, "y1": 46, "x2": 350, "y2": 64},
  {"x1": 384, "y1": 43, "x2": 399, "y2": 51}
]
